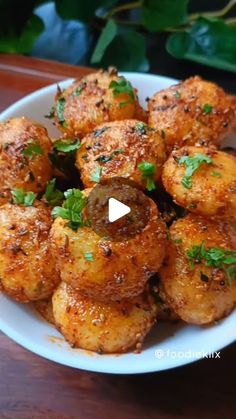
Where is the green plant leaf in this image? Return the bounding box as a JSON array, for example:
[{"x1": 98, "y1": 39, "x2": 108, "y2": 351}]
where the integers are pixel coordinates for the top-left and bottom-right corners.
[
  {"x1": 142, "y1": 0, "x2": 189, "y2": 32},
  {"x1": 91, "y1": 19, "x2": 117, "y2": 63},
  {"x1": 97, "y1": 29, "x2": 149, "y2": 71},
  {"x1": 166, "y1": 17, "x2": 236, "y2": 73},
  {"x1": 55, "y1": 0, "x2": 117, "y2": 23},
  {"x1": 0, "y1": 14, "x2": 44, "y2": 54}
]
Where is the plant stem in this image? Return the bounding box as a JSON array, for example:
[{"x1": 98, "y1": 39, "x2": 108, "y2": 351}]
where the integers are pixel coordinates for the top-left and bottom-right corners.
[
  {"x1": 226, "y1": 17, "x2": 236, "y2": 25},
  {"x1": 107, "y1": 1, "x2": 142, "y2": 18},
  {"x1": 189, "y1": 0, "x2": 236, "y2": 21}
]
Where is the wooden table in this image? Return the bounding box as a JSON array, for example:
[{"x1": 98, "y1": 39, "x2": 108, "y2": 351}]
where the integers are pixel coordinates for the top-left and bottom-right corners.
[{"x1": 0, "y1": 54, "x2": 235, "y2": 419}]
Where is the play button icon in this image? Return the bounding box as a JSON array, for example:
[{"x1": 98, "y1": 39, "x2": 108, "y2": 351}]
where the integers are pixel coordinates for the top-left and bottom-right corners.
[
  {"x1": 87, "y1": 178, "x2": 151, "y2": 241},
  {"x1": 108, "y1": 198, "x2": 131, "y2": 222}
]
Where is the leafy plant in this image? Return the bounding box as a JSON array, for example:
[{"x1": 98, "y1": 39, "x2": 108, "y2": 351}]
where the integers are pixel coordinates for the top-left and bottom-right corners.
[{"x1": 1, "y1": 0, "x2": 236, "y2": 72}]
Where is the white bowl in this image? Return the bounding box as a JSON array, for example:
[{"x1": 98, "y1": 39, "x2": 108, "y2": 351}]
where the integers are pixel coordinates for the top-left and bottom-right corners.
[{"x1": 0, "y1": 73, "x2": 235, "y2": 374}]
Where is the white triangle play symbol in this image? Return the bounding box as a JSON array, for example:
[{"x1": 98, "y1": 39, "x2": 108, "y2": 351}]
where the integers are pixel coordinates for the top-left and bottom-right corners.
[{"x1": 108, "y1": 197, "x2": 131, "y2": 223}]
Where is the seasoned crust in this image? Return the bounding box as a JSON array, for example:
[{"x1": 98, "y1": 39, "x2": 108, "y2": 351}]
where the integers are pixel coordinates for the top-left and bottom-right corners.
[
  {"x1": 148, "y1": 76, "x2": 235, "y2": 153},
  {"x1": 159, "y1": 214, "x2": 236, "y2": 325},
  {"x1": 52, "y1": 282, "x2": 157, "y2": 353},
  {"x1": 76, "y1": 119, "x2": 166, "y2": 189}
]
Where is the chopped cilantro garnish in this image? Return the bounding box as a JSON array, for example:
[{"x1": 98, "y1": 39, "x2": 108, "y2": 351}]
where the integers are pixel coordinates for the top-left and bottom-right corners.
[
  {"x1": 135, "y1": 122, "x2": 147, "y2": 135},
  {"x1": 178, "y1": 153, "x2": 213, "y2": 189},
  {"x1": 212, "y1": 171, "x2": 222, "y2": 178},
  {"x1": 95, "y1": 148, "x2": 124, "y2": 164},
  {"x1": 203, "y1": 103, "x2": 213, "y2": 114},
  {"x1": 72, "y1": 83, "x2": 86, "y2": 97},
  {"x1": 109, "y1": 79, "x2": 135, "y2": 103},
  {"x1": 174, "y1": 238, "x2": 182, "y2": 244},
  {"x1": 173, "y1": 91, "x2": 181, "y2": 98},
  {"x1": 56, "y1": 97, "x2": 66, "y2": 126},
  {"x1": 93, "y1": 127, "x2": 109, "y2": 138},
  {"x1": 53, "y1": 138, "x2": 80, "y2": 153},
  {"x1": 90, "y1": 166, "x2": 102, "y2": 183},
  {"x1": 52, "y1": 188, "x2": 89, "y2": 231},
  {"x1": 84, "y1": 252, "x2": 94, "y2": 261},
  {"x1": 186, "y1": 241, "x2": 236, "y2": 285},
  {"x1": 11, "y1": 188, "x2": 37, "y2": 206},
  {"x1": 22, "y1": 140, "x2": 43, "y2": 159},
  {"x1": 43, "y1": 178, "x2": 64, "y2": 206},
  {"x1": 138, "y1": 161, "x2": 156, "y2": 191}
]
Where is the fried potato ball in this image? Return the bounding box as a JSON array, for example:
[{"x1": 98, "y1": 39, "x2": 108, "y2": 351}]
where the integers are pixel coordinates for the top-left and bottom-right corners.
[
  {"x1": 153, "y1": 281, "x2": 179, "y2": 322},
  {"x1": 148, "y1": 76, "x2": 235, "y2": 153},
  {"x1": 53, "y1": 68, "x2": 146, "y2": 138},
  {"x1": 35, "y1": 298, "x2": 55, "y2": 324},
  {"x1": 162, "y1": 146, "x2": 236, "y2": 218},
  {"x1": 52, "y1": 282, "x2": 157, "y2": 353},
  {"x1": 0, "y1": 202, "x2": 60, "y2": 302},
  {"x1": 159, "y1": 214, "x2": 236, "y2": 325},
  {"x1": 76, "y1": 120, "x2": 166, "y2": 189},
  {"x1": 0, "y1": 117, "x2": 53, "y2": 197},
  {"x1": 50, "y1": 198, "x2": 167, "y2": 301}
]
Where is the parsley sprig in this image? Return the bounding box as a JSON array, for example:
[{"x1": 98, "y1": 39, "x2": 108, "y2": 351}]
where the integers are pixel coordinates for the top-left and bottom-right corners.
[
  {"x1": 52, "y1": 189, "x2": 90, "y2": 231},
  {"x1": 56, "y1": 97, "x2": 66, "y2": 127},
  {"x1": 187, "y1": 241, "x2": 236, "y2": 285},
  {"x1": 109, "y1": 78, "x2": 135, "y2": 108},
  {"x1": 22, "y1": 140, "x2": 43, "y2": 159},
  {"x1": 53, "y1": 138, "x2": 80, "y2": 153},
  {"x1": 11, "y1": 188, "x2": 37, "y2": 206},
  {"x1": 178, "y1": 153, "x2": 213, "y2": 189},
  {"x1": 43, "y1": 178, "x2": 64, "y2": 206},
  {"x1": 90, "y1": 166, "x2": 102, "y2": 183},
  {"x1": 138, "y1": 161, "x2": 156, "y2": 191}
]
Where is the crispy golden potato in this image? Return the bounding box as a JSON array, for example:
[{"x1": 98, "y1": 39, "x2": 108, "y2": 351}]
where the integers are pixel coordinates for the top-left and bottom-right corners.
[
  {"x1": 35, "y1": 298, "x2": 55, "y2": 324},
  {"x1": 0, "y1": 202, "x2": 60, "y2": 302},
  {"x1": 159, "y1": 214, "x2": 236, "y2": 325},
  {"x1": 52, "y1": 282, "x2": 157, "y2": 353},
  {"x1": 148, "y1": 76, "x2": 235, "y2": 153},
  {"x1": 153, "y1": 281, "x2": 179, "y2": 322},
  {"x1": 0, "y1": 117, "x2": 53, "y2": 197},
  {"x1": 50, "y1": 198, "x2": 167, "y2": 301},
  {"x1": 53, "y1": 68, "x2": 146, "y2": 138},
  {"x1": 162, "y1": 146, "x2": 236, "y2": 218},
  {"x1": 76, "y1": 120, "x2": 166, "y2": 189}
]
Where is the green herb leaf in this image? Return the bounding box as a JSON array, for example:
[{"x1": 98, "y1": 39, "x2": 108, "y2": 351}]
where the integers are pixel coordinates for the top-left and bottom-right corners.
[
  {"x1": 135, "y1": 122, "x2": 147, "y2": 135},
  {"x1": 53, "y1": 139, "x2": 80, "y2": 153},
  {"x1": 22, "y1": 140, "x2": 43, "y2": 159},
  {"x1": 11, "y1": 188, "x2": 36, "y2": 206},
  {"x1": 97, "y1": 29, "x2": 149, "y2": 71},
  {"x1": 91, "y1": 19, "x2": 117, "y2": 64},
  {"x1": 187, "y1": 241, "x2": 236, "y2": 285},
  {"x1": 173, "y1": 90, "x2": 181, "y2": 98},
  {"x1": 142, "y1": 0, "x2": 188, "y2": 32},
  {"x1": 84, "y1": 252, "x2": 94, "y2": 261},
  {"x1": 138, "y1": 161, "x2": 156, "y2": 191},
  {"x1": 43, "y1": 179, "x2": 64, "y2": 206},
  {"x1": 52, "y1": 188, "x2": 89, "y2": 231},
  {"x1": 178, "y1": 153, "x2": 213, "y2": 189},
  {"x1": 56, "y1": 97, "x2": 66, "y2": 126},
  {"x1": 109, "y1": 78, "x2": 135, "y2": 101},
  {"x1": 166, "y1": 17, "x2": 236, "y2": 73},
  {"x1": 0, "y1": 14, "x2": 44, "y2": 54},
  {"x1": 55, "y1": 0, "x2": 117, "y2": 23},
  {"x1": 93, "y1": 127, "x2": 109, "y2": 138},
  {"x1": 90, "y1": 166, "x2": 102, "y2": 183},
  {"x1": 203, "y1": 103, "x2": 213, "y2": 114},
  {"x1": 212, "y1": 171, "x2": 222, "y2": 178},
  {"x1": 95, "y1": 148, "x2": 124, "y2": 164},
  {"x1": 72, "y1": 83, "x2": 86, "y2": 97}
]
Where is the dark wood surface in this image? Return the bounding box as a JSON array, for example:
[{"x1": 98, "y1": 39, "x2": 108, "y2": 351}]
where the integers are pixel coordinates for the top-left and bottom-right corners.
[{"x1": 0, "y1": 54, "x2": 235, "y2": 419}]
